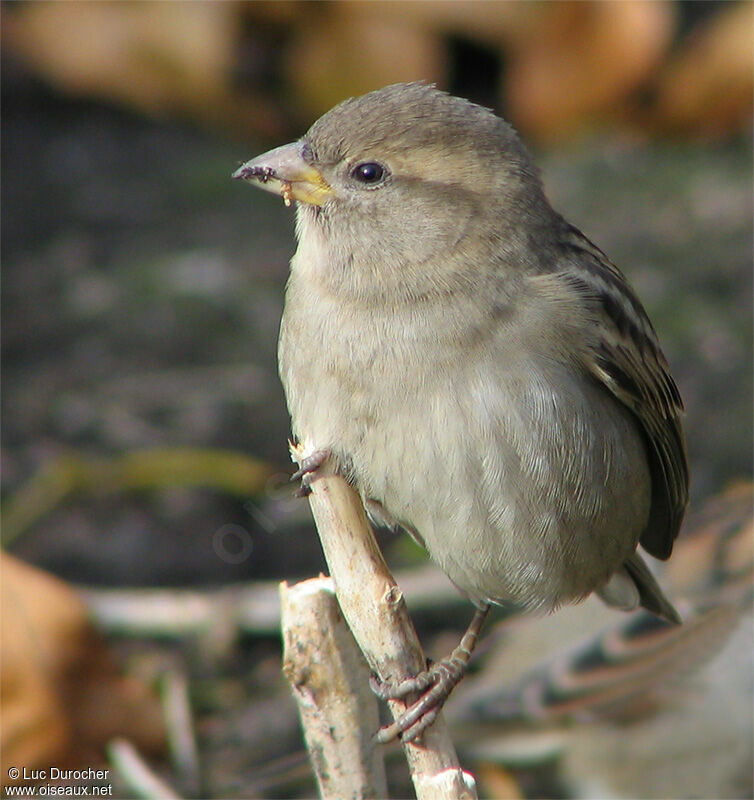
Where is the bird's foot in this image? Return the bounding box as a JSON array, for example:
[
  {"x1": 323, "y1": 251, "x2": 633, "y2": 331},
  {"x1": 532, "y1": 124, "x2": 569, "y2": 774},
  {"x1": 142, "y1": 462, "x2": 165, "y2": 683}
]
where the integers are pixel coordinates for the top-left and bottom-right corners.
[
  {"x1": 290, "y1": 448, "x2": 330, "y2": 497},
  {"x1": 370, "y1": 657, "x2": 464, "y2": 743},
  {"x1": 370, "y1": 605, "x2": 490, "y2": 743}
]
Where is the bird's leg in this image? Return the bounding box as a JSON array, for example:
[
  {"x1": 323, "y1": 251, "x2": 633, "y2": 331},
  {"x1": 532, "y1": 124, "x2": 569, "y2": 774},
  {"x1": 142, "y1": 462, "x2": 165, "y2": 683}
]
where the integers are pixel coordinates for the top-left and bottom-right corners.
[
  {"x1": 370, "y1": 604, "x2": 490, "y2": 743},
  {"x1": 290, "y1": 448, "x2": 330, "y2": 497}
]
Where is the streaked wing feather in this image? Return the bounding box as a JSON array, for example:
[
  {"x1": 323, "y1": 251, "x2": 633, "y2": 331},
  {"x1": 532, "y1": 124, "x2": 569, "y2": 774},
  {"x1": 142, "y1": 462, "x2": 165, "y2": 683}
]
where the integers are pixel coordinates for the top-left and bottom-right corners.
[{"x1": 556, "y1": 223, "x2": 689, "y2": 560}]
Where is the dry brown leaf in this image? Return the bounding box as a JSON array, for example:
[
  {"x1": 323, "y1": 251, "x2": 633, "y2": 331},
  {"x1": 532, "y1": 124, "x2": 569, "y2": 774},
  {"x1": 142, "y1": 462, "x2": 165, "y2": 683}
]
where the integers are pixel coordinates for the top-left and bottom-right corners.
[
  {"x1": 2, "y1": 1, "x2": 283, "y2": 137},
  {"x1": 649, "y1": 1, "x2": 754, "y2": 138},
  {"x1": 503, "y1": 1, "x2": 676, "y2": 140},
  {"x1": 1, "y1": 553, "x2": 165, "y2": 785},
  {"x1": 283, "y1": 3, "x2": 445, "y2": 120}
]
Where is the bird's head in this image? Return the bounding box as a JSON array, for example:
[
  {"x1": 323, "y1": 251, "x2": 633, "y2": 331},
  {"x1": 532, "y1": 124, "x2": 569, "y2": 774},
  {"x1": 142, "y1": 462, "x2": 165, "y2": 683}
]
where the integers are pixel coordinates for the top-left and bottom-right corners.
[{"x1": 234, "y1": 83, "x2": 551, "y2": 300}]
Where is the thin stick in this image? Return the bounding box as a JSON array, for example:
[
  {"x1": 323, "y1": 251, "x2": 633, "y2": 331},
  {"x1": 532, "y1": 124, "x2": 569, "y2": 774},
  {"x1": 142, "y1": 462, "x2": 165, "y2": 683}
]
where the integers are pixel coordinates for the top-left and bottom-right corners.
[
  {"x1": 291, "y1": 444, "x2": 477, "y2": 800},
  {"x1": 108, "y1": 738, "x2": 182, "y2": 800},
  {"x1": 280, "y1": 577, "x2": 388, "y2": 799},
  {"x1": 79, "y1": 565, "x2": 459, "y2": 638},
  {"x1": 161, "y1": 671, "x2": 201, "y2": 796}
]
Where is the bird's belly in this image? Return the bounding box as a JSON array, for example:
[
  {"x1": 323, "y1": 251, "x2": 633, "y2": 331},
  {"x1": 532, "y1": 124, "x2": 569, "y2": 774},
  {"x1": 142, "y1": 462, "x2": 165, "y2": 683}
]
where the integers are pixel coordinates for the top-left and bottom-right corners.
[
  {"x1": 307, "y1": 383, "x2": 646, "y2": 611},
  {"x1": 281, "y1": 310, "x2": 650, "y2": 612}
]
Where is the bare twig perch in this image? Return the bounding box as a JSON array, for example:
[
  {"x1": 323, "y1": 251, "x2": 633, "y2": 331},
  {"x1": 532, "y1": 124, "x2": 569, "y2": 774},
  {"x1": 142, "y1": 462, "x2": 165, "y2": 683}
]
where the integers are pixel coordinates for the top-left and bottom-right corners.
[
  {"x1": 280, "y1": 577, "x2": 388, "y2": 799},
  {"x1": 290, "y1": 443, "x2": 477, "y2": 800}
]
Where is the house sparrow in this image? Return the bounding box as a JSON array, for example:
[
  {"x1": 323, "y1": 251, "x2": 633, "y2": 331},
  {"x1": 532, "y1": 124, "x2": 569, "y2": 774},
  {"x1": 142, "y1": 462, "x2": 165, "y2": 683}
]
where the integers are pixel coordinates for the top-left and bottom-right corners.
[{"x1": 233, "y1": 83, "x2": 689, "y2": 741}]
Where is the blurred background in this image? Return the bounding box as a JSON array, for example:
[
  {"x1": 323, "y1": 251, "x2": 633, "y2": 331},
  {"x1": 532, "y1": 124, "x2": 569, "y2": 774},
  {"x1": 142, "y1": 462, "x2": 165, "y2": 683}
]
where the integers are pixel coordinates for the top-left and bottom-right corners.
[{"x1": 2, "y1": 2, "x2": 752, "y2": 798}]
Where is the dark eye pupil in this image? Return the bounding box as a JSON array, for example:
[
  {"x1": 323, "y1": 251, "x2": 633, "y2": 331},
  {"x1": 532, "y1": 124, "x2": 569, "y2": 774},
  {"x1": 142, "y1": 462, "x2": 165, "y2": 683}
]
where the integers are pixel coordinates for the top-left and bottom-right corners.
[{"x1": 353, "y1": 162, "x2": 384, "y2": 183}]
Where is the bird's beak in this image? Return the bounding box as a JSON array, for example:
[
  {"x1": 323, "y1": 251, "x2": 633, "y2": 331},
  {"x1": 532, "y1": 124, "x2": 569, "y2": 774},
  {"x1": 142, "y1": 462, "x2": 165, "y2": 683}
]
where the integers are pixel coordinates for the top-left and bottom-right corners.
[{"x1": 232, "y1": 142, "x2": 333, "y2": 207}]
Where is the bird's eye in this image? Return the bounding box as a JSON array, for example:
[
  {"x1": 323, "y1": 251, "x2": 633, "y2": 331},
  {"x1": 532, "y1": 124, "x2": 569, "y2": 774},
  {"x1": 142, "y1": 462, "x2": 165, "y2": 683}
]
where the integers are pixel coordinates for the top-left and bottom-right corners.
[{"x1": 351, "y1": 162, "x2": 387, "y2": 185}]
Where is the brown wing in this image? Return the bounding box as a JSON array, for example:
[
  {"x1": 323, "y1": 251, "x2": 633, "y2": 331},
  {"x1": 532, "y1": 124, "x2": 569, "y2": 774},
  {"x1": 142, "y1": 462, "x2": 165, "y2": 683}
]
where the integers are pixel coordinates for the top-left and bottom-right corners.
[{"x1": 557, "y1": 223, "x2": 689, "y2": 560}]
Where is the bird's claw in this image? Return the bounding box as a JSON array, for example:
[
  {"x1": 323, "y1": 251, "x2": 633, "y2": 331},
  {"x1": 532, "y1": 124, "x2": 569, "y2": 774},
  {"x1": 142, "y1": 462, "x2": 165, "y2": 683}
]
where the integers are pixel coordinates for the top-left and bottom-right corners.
[
  {"x1": 290, "y1": 449, "x2": 329, "y2": 496},
  {"x1": 370, "y1": 658, "x2": 467, "y2": 744},
  {"x1": 370, "y1": 605, "x2": 490, "y2": 743}
]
